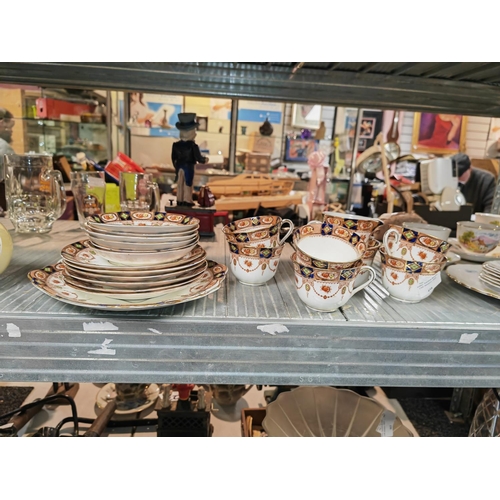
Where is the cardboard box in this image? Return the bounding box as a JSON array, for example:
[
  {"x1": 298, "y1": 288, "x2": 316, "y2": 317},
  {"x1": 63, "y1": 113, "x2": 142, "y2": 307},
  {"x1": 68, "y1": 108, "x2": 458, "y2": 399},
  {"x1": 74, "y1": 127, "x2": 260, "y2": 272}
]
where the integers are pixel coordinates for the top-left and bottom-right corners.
[
  {"x1": 241, "y1": 408, "x2": 267, "y2": 437},
  {"x1": 244, "y1": 152, "x2": 271, "y2": 174},
  {"x1": 249, "y1": 133, "x2": 275, "y2": 154},
  {"x1": 36, "y1": 98, "x2": 95, "y2": 120}
]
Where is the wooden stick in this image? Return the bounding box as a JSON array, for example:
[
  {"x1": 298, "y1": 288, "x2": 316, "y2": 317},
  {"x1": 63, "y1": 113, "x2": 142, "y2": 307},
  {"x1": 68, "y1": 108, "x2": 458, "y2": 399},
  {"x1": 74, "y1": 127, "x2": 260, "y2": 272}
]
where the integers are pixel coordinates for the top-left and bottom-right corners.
[
  {"x1": 84, "y1": 400, "x2": 117, "y2": 437},
  {"x1": 378, "y1": 132, "x2": 394, "y2": 213}
]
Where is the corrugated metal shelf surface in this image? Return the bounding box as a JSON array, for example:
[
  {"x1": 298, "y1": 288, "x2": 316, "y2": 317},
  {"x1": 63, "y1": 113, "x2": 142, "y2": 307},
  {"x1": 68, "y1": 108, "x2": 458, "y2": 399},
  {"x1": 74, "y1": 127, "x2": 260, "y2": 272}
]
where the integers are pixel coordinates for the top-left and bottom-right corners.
[{"x1": 1, "y1": 221, "x2": 499, "y2": 387}]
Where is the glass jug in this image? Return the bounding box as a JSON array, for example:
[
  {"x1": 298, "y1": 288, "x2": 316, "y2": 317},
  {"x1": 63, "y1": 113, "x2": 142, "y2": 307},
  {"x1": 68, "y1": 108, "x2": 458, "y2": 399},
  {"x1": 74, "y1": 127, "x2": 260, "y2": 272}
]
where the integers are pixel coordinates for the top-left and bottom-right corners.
[{"x1": 4, "y1": 153, "x2": 67, "y2": 234}]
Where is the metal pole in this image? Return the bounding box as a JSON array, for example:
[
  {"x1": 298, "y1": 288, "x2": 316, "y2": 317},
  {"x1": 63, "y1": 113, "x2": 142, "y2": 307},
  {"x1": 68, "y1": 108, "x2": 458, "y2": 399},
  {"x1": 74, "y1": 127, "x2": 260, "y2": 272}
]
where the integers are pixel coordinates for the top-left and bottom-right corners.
[
  {"x1": 106, "y1": 91, "x2": 113, "y2": 161},
  {"x1": 329, "y1": 106, "x2": 338, "y2": 171},
  {"x1": 123, "y1": 92, "x2": 131, "y2": 157},
  {"x1": 228, "y1": 99, "x2": 238, "y2": 173},
  {"x1": 345, "y1": 108, "x2": 363, "y2": 211}
]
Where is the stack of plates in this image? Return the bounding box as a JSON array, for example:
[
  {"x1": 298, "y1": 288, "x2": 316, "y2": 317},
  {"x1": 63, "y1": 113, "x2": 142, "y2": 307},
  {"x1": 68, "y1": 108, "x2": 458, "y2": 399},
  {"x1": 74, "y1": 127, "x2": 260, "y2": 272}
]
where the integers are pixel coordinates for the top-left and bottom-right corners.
[
  {"x1": 479, "y1": 261, "x2": 500, "y2": 292},
  {"x1": 27, "y1": 211, "x2": 228, "y2": 311},
  {"x1": 82, "y1": 211, "x2": 201, "y2": 266}
]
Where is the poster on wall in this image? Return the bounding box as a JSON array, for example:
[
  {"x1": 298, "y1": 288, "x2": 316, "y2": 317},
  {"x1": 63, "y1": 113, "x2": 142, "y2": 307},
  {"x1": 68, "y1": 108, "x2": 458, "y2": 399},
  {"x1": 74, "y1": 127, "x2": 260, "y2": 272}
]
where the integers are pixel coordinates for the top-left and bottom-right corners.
[
  {"x1": 121, "y1": 92, "x2": 183, "y2": 137},
  {"x1": 291, "y1": 104, "x2": 322, "y2": 130},
  {"x1": 485, "y1": 117, "x2": 500, "y2": 158},
  {"x1": 357, "y1": 110, "x2": 383, "y2": 152},
  {"x1": 210, "y1": 99, "x2": 232, "y2": 120},
  {"x1": 238, "y1": 100, "x2": 283, "y2": 124},
  {"x1": 285, "y1": 138, "x2": 318, "y2": 162},
  {"x1": 411, "y1": 112, "x2": 467, "y2": 155}
]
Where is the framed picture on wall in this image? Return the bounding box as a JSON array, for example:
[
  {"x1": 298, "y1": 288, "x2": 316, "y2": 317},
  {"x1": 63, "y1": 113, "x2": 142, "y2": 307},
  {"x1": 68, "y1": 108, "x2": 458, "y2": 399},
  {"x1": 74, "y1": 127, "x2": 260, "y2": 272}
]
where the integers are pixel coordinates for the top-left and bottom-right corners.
[
  {"x1": 197, "y1": 116, "x2": 208, "y2": 132},
  {"x1": 285, "y1": 138, "x2": 319, "y2": 162},
  {"x1": 291, "y1": 104, "x2": 322, "y2": 130},
  {"x1": 359, "y1": 117, "x2": 376, "y2": 139},
  {"x1": 412, "y1": 112, "x2": 467, "y2": 155}
]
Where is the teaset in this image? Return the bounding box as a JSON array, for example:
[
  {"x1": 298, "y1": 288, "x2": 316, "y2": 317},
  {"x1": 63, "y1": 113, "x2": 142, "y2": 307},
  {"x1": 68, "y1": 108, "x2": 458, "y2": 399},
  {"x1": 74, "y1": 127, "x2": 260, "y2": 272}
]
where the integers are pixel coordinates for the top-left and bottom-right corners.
[{"x1": 7, "y1": 154, "x2": 500, "y2": 311}]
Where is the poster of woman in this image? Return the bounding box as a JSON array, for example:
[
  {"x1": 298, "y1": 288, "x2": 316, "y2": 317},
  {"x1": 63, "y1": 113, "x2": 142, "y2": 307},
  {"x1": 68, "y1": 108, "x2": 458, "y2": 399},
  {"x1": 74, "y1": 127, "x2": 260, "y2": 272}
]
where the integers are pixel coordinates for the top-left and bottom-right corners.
[{"x1": 412, "y1": 112, "x2": 467, "y2": 155}]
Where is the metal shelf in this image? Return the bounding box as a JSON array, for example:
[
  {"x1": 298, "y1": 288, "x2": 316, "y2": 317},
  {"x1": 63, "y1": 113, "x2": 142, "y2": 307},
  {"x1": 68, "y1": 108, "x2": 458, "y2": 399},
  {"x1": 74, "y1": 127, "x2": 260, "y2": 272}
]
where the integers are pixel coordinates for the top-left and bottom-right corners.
[{"x1": 0, "y1": 220, "x2": 499, "y2": 387}]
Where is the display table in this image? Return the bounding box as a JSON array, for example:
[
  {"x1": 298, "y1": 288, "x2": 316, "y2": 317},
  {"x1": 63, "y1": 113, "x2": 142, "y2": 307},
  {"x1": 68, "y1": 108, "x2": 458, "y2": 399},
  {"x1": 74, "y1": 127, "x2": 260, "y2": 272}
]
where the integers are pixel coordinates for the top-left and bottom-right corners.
[{"x1": 1, "y1": 220, "x2": 500, "y2": 387}]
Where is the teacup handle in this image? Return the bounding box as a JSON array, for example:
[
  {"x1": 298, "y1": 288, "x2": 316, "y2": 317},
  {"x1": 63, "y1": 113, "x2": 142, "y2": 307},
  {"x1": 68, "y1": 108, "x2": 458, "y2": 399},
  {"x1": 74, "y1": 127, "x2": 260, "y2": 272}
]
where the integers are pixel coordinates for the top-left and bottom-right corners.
[
  {"x1": 48, "y1": 170, "x2": 67, "y2": 219},
  {"x1": 278, "y1": 219, "x2": 295, "y2": 245},
  {"x1": 383, "y1": 228, "x2": 400, "y2": 253},
  {"x1": 351, "y1": 265, "x2": 376, "y2": 296},
  {"x1": 149, "y1": 181, "x2": 161, "y2": 212}
]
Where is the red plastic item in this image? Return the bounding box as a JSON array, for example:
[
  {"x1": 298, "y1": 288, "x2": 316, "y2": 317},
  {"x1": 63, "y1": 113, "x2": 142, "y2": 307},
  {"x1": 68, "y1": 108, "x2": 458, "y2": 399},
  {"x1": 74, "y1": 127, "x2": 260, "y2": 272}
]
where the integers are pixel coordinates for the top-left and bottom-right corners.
[
  {"x1": 36, "y1": 97, "x2": 95, "y2": 119},
  {"x1": 173, "y1": 384, "x2": 195, "y2": 401},
  {"x1": 104, "y1": 152, "x2": 145, "y2": 182}
]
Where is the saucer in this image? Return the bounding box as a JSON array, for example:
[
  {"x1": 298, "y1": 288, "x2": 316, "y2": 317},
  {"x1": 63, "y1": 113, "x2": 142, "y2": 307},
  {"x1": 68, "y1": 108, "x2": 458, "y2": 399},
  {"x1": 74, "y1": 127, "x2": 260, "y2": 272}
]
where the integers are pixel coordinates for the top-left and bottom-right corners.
[
  {"x1": 448, "y1": 238, "x2": 500, "y2": 263},
  {"x1": 446, "y1": 264, "x2": 500, "y2": 300},
  {"x1": 28, "y1": 260, "x2": 227, "y2": 311},
  {"x1": 445, "y1": 251, "x2": 461, "y2": 266},
  {"x1": 96, "y1": 383, "x2": 160, "y2": 415}
]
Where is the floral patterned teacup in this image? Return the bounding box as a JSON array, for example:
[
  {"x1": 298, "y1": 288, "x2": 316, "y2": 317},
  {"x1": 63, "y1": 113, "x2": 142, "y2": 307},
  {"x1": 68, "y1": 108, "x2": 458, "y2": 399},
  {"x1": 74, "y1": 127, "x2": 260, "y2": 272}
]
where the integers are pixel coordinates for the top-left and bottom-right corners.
[
  {"x1": 222, "y1": 216, "x2": 294, "y2": 248},
  {"x1": 291, "y1": 252, "x2": 375, "y2": 312},
  {"x1": 228, "y1": 243, "x2": 284, "y2": 286},
  {"x1": 355, "y1": 237, "x2": 381, "y2": 288},
  {"x1": 383, "y1": 225, "x2": 450, "y2": 263},
  {"x1": 322, "y1": 211, "x2": 383, "y2": 243},
  {"x1": 292, "y1": 221, "x2": 366, "y2": 266},
  {"x1": 379, "y1": 246, "x2": 444, "y2": 303}
]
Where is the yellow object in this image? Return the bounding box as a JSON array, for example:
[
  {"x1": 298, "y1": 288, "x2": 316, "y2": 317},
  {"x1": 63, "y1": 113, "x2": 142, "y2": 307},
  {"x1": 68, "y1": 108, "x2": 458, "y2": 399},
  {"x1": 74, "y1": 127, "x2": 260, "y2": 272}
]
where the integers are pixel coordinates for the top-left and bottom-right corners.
[
  {"x1": 333, "y1": 137, "x2": 345, "y2": 176},
  {"x1": 105, "y1": 183, "x2": 121, "y2": 212},
  {"x1": 0, "y1": 223, "x2": 13, "y2": 275}
]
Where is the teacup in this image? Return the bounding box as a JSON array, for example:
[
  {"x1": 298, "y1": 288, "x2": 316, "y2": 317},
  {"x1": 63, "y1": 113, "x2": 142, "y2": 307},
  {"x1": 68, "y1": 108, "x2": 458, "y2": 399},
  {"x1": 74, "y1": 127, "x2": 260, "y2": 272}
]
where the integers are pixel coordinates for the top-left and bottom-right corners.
[
  {"x1": 322, "y1": 211, "x2": 383, "y2": 242},
  {"x1": 355, "y1": 237, "x2": 381, "y2": 287},
  {"x1": 379, "y1": 247, "x2": 444, "y2": 303},
  {"x1": 228, "y1": 243, "x2": 284, "y2": 286},
  {"x1": 457, "y1": 221, "x2": 500, "y2": 254},
  {"x1": 474, "y1": 213, "x2": 500, "y2": 227},
  {"x1": 293, "y1": 222, "x2": 366, "y2": 264},
  {"x1": 294, "y1": 245, "x2": 363, "y2": 270},
  {"x1": 222, "y1": 216, "x2": 294, "y2": 248},
  {"x1": 292, "y1": 253, "x2": 375, "y2": 312},
  {"x1": 383, "y1": 225, "x2": 450, "y2": 263},
  {"x1": 402, "y1": 222, "x2": 451, "y2": 241}
]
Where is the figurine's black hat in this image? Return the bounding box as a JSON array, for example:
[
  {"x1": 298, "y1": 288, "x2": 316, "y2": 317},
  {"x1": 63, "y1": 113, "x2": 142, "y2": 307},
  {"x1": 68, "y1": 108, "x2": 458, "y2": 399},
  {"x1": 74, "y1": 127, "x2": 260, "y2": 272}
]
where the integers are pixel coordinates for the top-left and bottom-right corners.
[{"x1": 175, "y1": 113, "x2": 199, "y2": 131}]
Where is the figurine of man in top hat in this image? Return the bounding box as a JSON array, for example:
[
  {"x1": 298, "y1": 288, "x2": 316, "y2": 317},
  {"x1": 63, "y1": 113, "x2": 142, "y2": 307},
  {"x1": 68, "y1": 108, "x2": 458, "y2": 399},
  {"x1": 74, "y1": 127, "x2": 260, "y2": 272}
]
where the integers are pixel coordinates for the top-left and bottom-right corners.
[{"x1": 171, "y1": 113, "x2": 208, "y2": 207}]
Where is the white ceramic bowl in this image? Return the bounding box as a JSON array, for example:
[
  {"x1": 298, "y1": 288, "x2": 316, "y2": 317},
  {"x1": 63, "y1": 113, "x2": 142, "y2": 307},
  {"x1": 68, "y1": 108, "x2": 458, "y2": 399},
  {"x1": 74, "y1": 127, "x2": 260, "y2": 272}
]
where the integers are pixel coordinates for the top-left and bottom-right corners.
[
  {"x1": 474, "y1": 213, "x2": 500, "y2": 227},
  {"x1": 88, "y1": 240, "x2": 198, "y2": 266},
  {"x1": 88, "y1": 233, "x2": 199, "y2": 252},
  {"x1": 83, "y1": 222, "x2": 199, "y2": 241}
]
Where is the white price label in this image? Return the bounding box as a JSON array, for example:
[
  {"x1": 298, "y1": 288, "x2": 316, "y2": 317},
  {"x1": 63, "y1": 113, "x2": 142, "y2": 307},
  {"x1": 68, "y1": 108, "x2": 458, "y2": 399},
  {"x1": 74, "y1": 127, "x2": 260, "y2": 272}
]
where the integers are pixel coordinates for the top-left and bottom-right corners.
[
  {"x1": 376, "y1": 410, "x2": 396, "y2": 437},
  {"x1": 416, "y1": 272, "x2": 441, "y2": 296}
]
